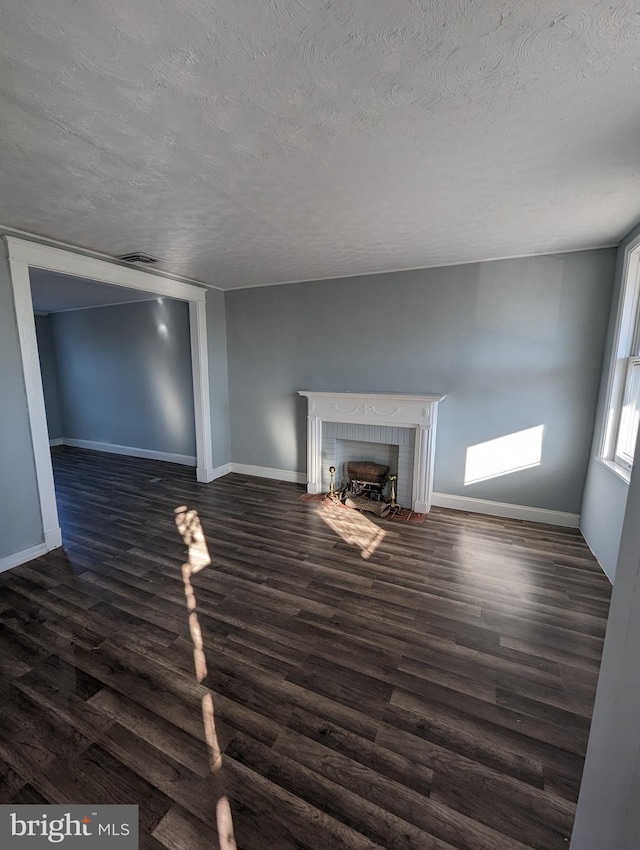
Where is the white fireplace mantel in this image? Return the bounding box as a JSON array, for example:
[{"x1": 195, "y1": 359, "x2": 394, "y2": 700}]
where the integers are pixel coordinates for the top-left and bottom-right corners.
[{"x1": 298, "y1": 391, "x2": 446, "y2": 513}]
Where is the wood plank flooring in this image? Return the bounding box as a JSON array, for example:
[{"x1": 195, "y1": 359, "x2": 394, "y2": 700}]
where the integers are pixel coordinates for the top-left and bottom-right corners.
[{"x1": 0, "y1": 446, "x2": 612, "y2": 849}]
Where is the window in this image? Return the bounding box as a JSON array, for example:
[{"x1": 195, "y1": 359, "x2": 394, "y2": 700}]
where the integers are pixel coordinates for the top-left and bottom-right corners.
[
  {"x1": 615, "y1": 357, "x2": 640, "y2": 469},
  {"x1": 602, "y1": 238, "x2": 640, "y2": 479}
]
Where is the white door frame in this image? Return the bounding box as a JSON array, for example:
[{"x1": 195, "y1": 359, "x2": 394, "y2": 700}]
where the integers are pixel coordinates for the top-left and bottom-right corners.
[{"x1": 5, "y1": 236, "x2": 215, "y2": 554}]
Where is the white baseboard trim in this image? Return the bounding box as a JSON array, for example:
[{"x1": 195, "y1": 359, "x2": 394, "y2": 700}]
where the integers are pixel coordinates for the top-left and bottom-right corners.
[
  {"x1": 211, "y1": 463, "x2": 233, "y2": 480},
  {"x1": 0, "y1": 543, "x2": 47, "y2": 574},
  {"x1": 45, "y1": 527, "x2": 62, "y2": 550},
  {"x1": 49, "y1": 437, "x2": 64, "y2": 447},
  {"x1": 60, "y1": 438, "x2": 197, "y2": 467},
  {"x1": 431, "y1": 492, "x2": 580, "y2": 528},
  {"x1": 230, "y1": 463, "x2": 307, "y2": 485}
]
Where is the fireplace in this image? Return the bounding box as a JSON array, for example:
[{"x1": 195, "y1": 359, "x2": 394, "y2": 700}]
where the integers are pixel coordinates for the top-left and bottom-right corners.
[
  {"x1": 298, "y1": 391, "x2": 446, "y2": 513},
  {"x1": 323, "y1": 423, "x2": 413, "y2": 508}
]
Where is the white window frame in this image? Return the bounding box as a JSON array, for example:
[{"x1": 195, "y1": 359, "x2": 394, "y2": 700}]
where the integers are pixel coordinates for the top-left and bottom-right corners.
[
  {"x1": 600, "y1": 234, "x2": 640, "y2": 482},
  {"x1": 614, "y1": 356, "x2": 640, "y2": 470}
]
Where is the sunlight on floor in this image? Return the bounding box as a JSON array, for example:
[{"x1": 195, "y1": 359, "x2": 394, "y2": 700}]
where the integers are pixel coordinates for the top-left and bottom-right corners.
[
  {"x1": 455, "y1": 526, "x2": 532, "y2": 589},
  {"x1": 174, "y1": 505, "x2": 237, "y2": 849},
  {"x1": 464, "y1": 425, "x2": 544, "y2": 485},
  {"x1": 319, "y1": 500, "x2": 386, "y2": 559},
  {"x1": 175, "y1": 506, "x2": 210, "y2": 683},
  {"x1": 175, "y1": 505, "x2": 212, "y2": 572},
  {"x1": 201, "y1": 692, "x2": 223, "y2": 773},
  {"x1": 216, "y1": 796, "x2": 236, "y2": 850}
]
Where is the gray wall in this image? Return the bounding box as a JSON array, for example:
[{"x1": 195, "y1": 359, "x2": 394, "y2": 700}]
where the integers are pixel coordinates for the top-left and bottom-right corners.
[
  {"x1": 580, "y1": 453, "x2": 628, "y2": 581},
  {"x1": 207, "y1": 289, "x2": 231, "y2": 467},
  {"x1": 51, "y1": 298, "x2": 196, "y2": 457},
  {"x1": 0, "y1": 249, "x2": 43, "y2": 559},
  {"x1": 580, "y1": 223, "x2": 640, "y2": 579},
  {"x1": 226, "y1": 249, "x2": 615, "y2": 514},
  {"x1": 34, "y1": 314, "x2": 63, "y2": 440},
  {"x1": 570, "y1": 424, "x2": 640, "y2": 849}
]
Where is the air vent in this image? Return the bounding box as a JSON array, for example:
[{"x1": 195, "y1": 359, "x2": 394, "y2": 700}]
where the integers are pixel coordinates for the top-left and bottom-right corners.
[{"x1": 118, "y1": 252, "x2": 160, "y2": 265}]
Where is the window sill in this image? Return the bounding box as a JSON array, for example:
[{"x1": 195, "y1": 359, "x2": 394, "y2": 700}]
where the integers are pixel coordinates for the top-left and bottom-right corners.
[{"x1": 598, "y1": 457, "x2": 632, "y2": 485}]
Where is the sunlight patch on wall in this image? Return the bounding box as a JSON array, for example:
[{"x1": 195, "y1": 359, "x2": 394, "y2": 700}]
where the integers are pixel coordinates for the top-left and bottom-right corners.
[
  {"x1": 464, "y1": 425, "x2": 544, "y2": 485},
  {"x1": 149, "y1": 367, "x2": 190, "y2": 445}
]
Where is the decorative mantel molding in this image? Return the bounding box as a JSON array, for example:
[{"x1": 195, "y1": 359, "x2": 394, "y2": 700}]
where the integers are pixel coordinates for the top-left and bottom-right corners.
[{"x1": 298, "y1": 391, "x2": 446, "y2": 513}]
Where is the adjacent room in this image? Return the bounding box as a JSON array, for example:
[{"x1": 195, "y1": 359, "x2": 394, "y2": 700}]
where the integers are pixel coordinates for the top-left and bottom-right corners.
[
  {"x1": 1, "y1": 2, "x2": 640, "y2": 849},
  {"x1": 32, "y1": 272, "x2": 198, "y2": 469}
]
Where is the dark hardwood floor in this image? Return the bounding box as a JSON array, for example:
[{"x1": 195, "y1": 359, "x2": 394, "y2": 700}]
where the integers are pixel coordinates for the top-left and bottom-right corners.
[{"x1": 0, "y1": 447, "x2": 612, "y2": 849}]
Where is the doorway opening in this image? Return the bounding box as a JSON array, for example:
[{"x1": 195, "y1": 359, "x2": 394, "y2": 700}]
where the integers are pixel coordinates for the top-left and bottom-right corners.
[{"x1": 6, "y1": 236, "x2": 214, "y2": 555}]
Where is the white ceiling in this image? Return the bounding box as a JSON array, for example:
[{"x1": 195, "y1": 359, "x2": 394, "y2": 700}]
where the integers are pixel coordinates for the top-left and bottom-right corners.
[
  {"x1": 1, "y1": 1, "x2": 639, "y2": 291},
  {"x1": 30, "y1": 269, "x2": 157, "y2": 313}
]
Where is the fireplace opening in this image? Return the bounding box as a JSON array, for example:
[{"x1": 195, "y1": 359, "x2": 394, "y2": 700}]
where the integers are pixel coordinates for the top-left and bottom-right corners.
[
  {"x1": 334, "y1": 439, "x2": 399, "y2": 493},
  {"x1": 339, "y1": 460, "x2": 395, "y2": 518},
  {"x1": 323, "y1": 426, "x2": 414, "y2": 509}
]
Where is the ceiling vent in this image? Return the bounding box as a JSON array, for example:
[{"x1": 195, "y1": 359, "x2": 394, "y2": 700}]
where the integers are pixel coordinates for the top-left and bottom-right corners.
[{"x1": 118, "y1": 252, "x2": 160, "y2": 265}]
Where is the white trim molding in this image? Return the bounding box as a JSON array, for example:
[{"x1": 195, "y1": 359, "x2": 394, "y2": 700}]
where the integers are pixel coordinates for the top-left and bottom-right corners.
[
  {"x1": 599, "y1": 230, "x2": 640, "y2": 473},
  {"x1": 60, "y1": 439, "x2": 197, "y2": 467},
  {"x1": 6, "y1": 246, "x2": 61, "y2": 553},
  {"x1": 4, "y1": 236, "x2": 209, "y2": 301},
  {"x1": 0, "y1": 543, "x2": 48, "y2": 574},
  {"x1": 432, "y1": 492, "x2": 580, "y2": 528},
  {"x1": 298, "y1": 391, "x2": 447, "y2": 512},
  {"x1": 230, "y1": 463, "x2": 307, "y2": 484},
  {"x1": 189, "y1": 300, "x2": 214, "y2": 483},
  {"x1": 45, "y1": 528, "x2": 63, "y2": 549},
  {"x1": 5, "y1": 235, "x2": 216, "y2": 562},
  {"x1": 597, "y1": 456, "x2": 632, "y2": 485},
  {"x1": 0, "y1": 223, "x2": 223, "y2": 291}
]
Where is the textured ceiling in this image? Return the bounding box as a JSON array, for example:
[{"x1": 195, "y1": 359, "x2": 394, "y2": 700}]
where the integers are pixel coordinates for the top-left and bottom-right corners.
[
  {"x1": 30, "y1": 269, "x2": 157, "y2": 313},
  {"x1": 1, "y1": 0, "x2": 639, "y2": 290}
]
